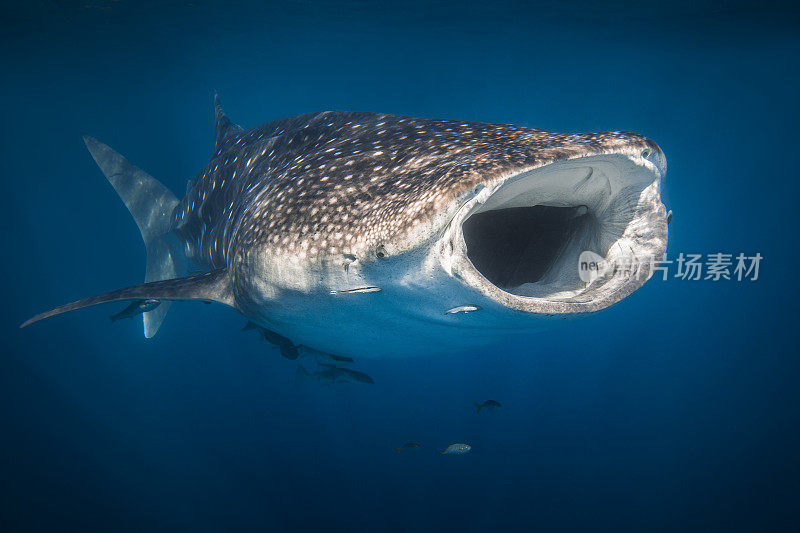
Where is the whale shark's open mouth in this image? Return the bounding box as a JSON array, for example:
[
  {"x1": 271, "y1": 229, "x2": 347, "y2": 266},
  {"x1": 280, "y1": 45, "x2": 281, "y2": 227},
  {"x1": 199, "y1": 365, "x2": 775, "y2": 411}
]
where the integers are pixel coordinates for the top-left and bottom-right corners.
[
  {"x1": 444, "y1": 153, "x2": 668, "y2": 314},
  {"x1": 463, "y1": 204, "x2": 593, "y2": 290}
]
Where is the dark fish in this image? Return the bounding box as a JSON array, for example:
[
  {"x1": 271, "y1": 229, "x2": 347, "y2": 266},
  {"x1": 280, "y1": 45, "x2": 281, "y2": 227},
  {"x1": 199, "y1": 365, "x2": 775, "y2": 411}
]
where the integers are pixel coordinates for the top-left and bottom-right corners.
[
  {"x1": 243, "y1": 321, "x2": 299, "y2": 360},
  {"x1": 475, "y1": 399, "x2": 502, "y2": 414},
  {"x1": 320, "y1": 364, "x2": 375, "y2": 384},
  {"x1": 296, "y1": 363, "x2": 374, "y2": 385},
  {"x1": 298, "y1": 345, "x2": 355, "y2": 364},
  {"x1": 109, "y1": 299, "x2": 160, "y2": 322},
  {"x1": 396, "y1": 442, "x2": 422, "y2": 453}
]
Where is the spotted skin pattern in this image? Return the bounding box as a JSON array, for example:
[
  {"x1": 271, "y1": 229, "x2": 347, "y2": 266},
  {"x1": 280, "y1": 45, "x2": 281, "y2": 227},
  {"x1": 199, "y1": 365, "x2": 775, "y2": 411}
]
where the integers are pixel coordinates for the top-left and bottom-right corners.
[{"x1": 171, "y1": 109, "x2": 660, "y2": 275}]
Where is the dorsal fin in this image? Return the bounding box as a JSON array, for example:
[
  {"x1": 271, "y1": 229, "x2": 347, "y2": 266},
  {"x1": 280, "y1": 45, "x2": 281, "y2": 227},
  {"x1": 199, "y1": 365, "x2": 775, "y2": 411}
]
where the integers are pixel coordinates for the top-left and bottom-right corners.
[{"x1": 214, "y1": 94, "x2": 244, "y2": 153}]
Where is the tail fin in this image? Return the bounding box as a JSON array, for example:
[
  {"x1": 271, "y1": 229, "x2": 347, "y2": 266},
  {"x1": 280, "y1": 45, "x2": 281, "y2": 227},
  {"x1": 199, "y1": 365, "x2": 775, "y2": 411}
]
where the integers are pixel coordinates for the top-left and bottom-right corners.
[
  {"x1": 83, "y1": 136, "x2": 185, "y2": 337},
  {"x1": 474, "y1": 403, "x2": 482, "y2": 414},
  {"x1": 396, "y1": 448, "x2": 402, "y2": 454}
]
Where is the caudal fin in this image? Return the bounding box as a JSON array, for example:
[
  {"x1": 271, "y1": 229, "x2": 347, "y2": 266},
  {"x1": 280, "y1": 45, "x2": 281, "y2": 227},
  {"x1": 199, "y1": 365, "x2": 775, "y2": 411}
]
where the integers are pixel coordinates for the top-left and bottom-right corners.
[
  {"x1": 83, "y1": 136, "x2": 185, "y2": 337},
  {"x1": 474, "y1": 403, "x2": 482, "y2": 414}
]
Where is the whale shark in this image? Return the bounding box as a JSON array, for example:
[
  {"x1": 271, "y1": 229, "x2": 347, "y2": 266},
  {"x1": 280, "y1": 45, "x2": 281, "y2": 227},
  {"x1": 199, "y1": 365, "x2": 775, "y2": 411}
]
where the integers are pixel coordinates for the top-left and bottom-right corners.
[{"x1": 21, "y1": 97, "x2": 668, "y2": 358}]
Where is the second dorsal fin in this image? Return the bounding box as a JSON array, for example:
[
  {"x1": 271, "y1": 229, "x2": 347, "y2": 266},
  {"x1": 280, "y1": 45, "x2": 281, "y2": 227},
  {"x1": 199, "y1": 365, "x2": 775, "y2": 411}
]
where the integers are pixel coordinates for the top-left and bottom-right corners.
[{"x1": 214, "y1": 94, "x2": 244, "y2": 154}]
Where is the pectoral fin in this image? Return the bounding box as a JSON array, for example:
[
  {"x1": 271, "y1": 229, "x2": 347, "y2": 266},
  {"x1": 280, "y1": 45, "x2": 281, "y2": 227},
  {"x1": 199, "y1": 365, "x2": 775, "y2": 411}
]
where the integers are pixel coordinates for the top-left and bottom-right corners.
[{"x1": 21, "y1": 270, "x2": 232, "y2": 329}]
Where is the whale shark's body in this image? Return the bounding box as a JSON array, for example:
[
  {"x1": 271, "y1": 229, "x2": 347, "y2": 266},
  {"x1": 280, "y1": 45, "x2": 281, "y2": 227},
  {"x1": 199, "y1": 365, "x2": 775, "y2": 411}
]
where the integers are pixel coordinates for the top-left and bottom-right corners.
[{"x1": 22, "y1": 97, "x2": 668, "y2": 358}]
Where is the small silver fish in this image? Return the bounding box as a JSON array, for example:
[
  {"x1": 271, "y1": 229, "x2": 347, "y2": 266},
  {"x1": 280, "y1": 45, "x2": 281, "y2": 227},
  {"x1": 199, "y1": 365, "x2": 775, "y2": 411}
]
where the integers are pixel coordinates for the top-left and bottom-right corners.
[
  {"x1": 329, "y1": 286, "x2": 382, "y2": 295},
  {"x1": 442, "y1": 443, "x2": 471, "y2": 455},
  {"x1": 445, "y1": 305, "x2": 481, "y2": 315}
]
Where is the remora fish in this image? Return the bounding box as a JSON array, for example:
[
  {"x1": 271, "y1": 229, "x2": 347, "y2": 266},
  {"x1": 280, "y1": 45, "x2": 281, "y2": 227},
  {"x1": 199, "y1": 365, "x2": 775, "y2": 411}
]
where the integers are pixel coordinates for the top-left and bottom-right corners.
[
  {"x1": 445, "y1": 305, "x2": 481, "y2": 315},
  {"x1": 109, "y1": 299, "x2": 160, "y2": 322},
  {"x1": 21, "y1": 97, "x2": 668, "y2": 358},
  {"x1": 243, "y1": 321, "x2": 298, "y2": 360},
  {"x1": 396, "y1": 442, "x2": 422, "y2": 453},
  {"x1": 295, "y1": 364, "x2": 375, "y2": 385},
  {"x1": 297, "y1": 345, "x2": 354, "y2": 365},
  {"x1": 474, "y1": 400, "x2": 501, "y2": 414}
]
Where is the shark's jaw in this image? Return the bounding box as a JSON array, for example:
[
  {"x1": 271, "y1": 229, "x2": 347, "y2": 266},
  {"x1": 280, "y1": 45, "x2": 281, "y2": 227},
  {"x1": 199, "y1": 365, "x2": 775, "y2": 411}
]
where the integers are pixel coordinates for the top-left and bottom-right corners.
[{"x1": 438, "y1": 151, "x2": 668, "y2": 314}]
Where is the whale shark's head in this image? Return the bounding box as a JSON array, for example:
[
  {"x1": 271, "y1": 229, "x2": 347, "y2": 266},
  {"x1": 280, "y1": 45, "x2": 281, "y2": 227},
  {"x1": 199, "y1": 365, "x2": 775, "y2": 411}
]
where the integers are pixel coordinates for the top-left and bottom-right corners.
[
  {"x1": 232, "y1": 113, "x2": 667, "y2": 336},
  {"x1": 427, "y1": 145, "x2": 667, "y2": 315}
]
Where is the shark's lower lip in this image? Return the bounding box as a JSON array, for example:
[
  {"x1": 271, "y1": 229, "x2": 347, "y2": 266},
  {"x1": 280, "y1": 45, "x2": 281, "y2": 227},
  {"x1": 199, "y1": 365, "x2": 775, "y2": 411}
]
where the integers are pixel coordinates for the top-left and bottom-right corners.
[{"x1": 443, "y1": 152, "x2": 668, "y2": 314}]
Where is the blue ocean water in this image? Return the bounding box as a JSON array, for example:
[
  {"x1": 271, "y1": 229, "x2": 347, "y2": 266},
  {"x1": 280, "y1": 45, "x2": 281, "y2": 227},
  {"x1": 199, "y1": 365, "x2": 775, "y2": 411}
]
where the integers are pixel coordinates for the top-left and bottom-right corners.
[{"x1": 2, "y1": 1, "x2": 799, "y2": 531}]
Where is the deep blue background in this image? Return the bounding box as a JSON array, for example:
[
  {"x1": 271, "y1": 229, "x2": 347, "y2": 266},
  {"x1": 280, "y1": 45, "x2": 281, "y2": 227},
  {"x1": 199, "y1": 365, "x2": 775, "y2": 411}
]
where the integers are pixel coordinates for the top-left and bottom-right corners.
[{"x1": 2, "y1": 1, "x2": 799, "y2": 531}]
